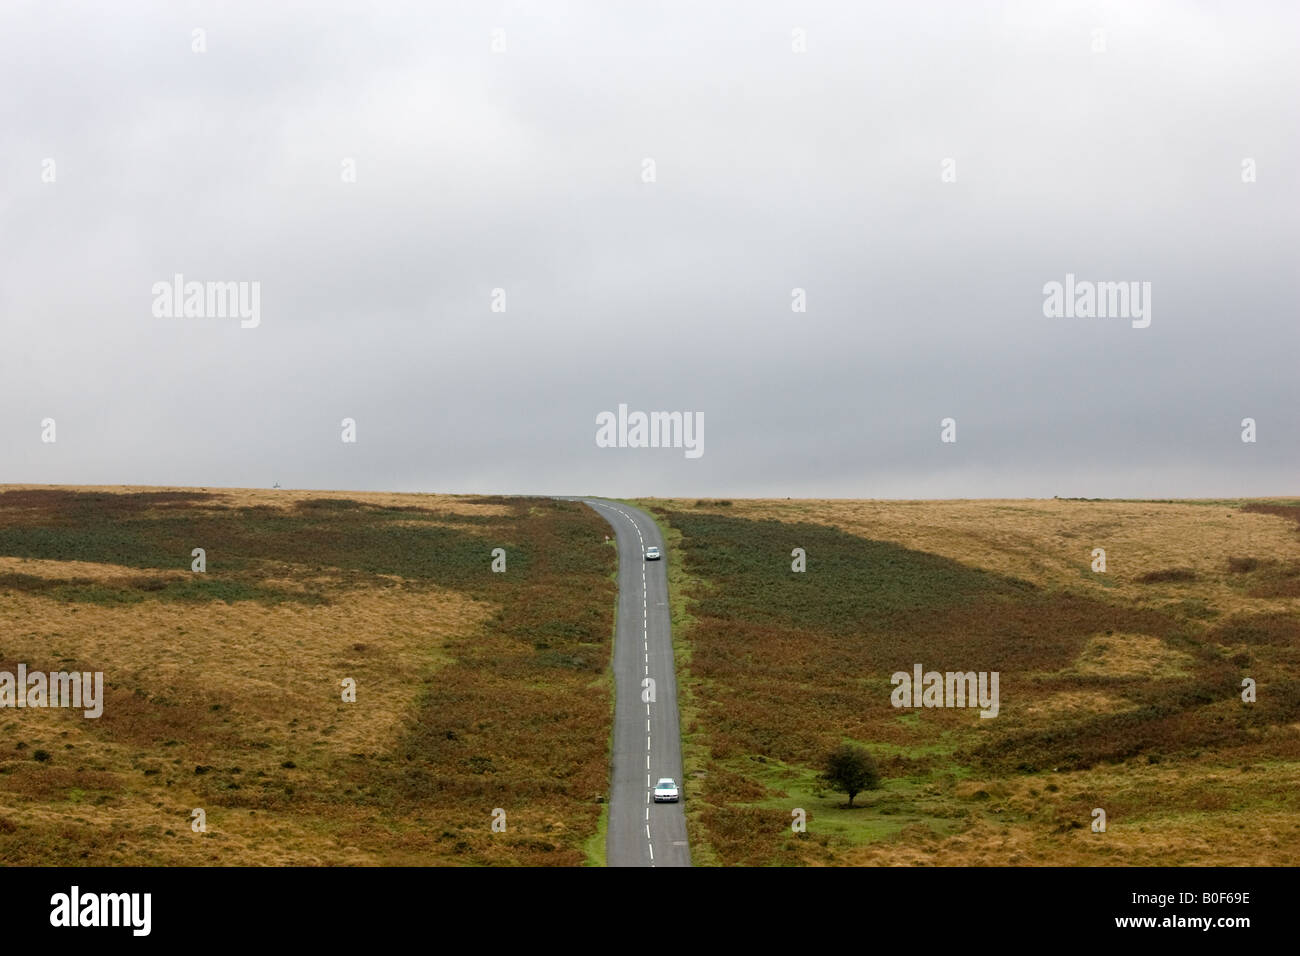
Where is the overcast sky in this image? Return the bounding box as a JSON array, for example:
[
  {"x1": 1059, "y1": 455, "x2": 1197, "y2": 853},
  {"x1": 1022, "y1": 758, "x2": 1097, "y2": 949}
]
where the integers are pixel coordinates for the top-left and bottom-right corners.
[{"x1": 3, "y1": 1, "x2": 1296, "y2": 499}]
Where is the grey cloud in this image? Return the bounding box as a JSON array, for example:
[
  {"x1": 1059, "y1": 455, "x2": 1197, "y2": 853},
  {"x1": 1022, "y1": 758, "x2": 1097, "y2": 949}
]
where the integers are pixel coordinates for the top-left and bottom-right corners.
[{"x1": 2, "y1": 1, "x2": 1296, "y2": 498}]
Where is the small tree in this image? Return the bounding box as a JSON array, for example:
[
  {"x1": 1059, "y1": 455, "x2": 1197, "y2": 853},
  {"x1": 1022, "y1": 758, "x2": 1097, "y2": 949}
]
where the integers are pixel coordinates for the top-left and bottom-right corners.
[{"x1": 821, "y1": 743, "x2": 880, "y2": 808}]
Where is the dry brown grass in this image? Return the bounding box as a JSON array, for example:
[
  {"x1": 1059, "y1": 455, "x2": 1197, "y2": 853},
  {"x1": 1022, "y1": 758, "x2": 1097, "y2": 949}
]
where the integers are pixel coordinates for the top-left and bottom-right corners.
[
  {"x1": 1, "y1": 583, "x2": 482, "y2": 864},
  {"x1": 0, "y1": 485, "x2": 614, "y2": 866},
  {"x1": 839, "y1": 755, "x2": 1300, "y2": 866},
  {"x1": 1065, "y1": 632, "x2": 1195, "y2": 680},
  {"x1": 1020, "y1": 690, "x2": 1130, "y2": 722},
  {"x1": 642, "y1": 496, "x2": 1300, "y2": 866},
  {"x1": 0, "y1": 484, "x2": 517, "y2": 518},
  {"x1": 0, "y1": 556, "x2": 179, "y2": 583},
  {"x1": 673, "y1": 497, "x2": 1300, "y2": 617}
]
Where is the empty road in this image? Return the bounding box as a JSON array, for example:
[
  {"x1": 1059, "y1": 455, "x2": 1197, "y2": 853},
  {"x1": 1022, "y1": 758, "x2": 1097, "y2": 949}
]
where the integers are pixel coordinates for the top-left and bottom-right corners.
[{"x1": 584, "y1": 499, "x2": 691, "y2": 867}]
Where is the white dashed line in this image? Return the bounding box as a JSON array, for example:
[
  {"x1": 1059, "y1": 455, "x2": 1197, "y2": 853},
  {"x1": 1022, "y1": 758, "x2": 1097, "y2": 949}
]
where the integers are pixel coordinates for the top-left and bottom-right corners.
[{"x1": 590, "y1": 502, "x2": 670, "y2": 869}]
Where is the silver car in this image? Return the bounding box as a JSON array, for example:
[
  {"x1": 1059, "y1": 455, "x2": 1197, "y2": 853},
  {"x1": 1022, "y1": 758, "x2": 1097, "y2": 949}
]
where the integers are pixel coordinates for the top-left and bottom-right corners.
[
  {"x1": 644, "y1": 546, "x2": 661, "y2": 561},
  {"x1": 653, "y1": 777, "x2": 679, "y2": 802}
]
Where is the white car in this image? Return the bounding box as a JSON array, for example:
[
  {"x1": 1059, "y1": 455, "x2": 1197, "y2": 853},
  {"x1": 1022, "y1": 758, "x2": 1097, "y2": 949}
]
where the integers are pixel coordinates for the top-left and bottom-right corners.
[
  {"x1": 653, "y1": 777, "x2": 679, "y2": 802},
  {"x1": 644, "y1": 547, "x2": 661, "y2": 561}
]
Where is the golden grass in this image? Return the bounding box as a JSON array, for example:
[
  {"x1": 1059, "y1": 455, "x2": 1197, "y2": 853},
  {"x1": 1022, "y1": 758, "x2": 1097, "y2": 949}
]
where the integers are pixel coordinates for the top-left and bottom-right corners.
[
  {"x1": 674, "y1": 498, "x2": 1300, "y2": 617},
  {"x1": 0, "y1": 556, "x2": 178, "y2": 583},
  {"x1": 0, "y1": 485, "x2": 614, "y2": 866},
  {"x1": 840, "y1": 755, "x2": 1300, "y2": 866},
  {"x1": 1020, "y1": 690, "x2": 1129, "y2": 721},
  {"x1": 640, "y1": 496, "x2": 1300, "y2": 866},
  {"x1": 0, "y1": 484, "x2": 516, "y2": 517},
  {"x1": 1066, "y1": 632, "x2": 1195, "y2": 680},
  {"x1": 0, "y1": 580, "x2": 489, "y2": 864}
]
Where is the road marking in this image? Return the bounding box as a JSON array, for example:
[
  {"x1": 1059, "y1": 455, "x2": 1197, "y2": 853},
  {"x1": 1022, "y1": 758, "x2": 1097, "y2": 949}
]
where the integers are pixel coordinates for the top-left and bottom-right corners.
[{"x1": 586, "y1": 500, "x2": 683, "y2": 869}]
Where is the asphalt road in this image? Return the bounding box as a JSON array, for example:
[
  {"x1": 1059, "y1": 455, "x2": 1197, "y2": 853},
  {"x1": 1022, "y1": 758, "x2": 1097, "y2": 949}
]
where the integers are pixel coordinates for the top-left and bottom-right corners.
[{"x1": 583, "y1": 499, "x2": 691, "y2": 867}]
